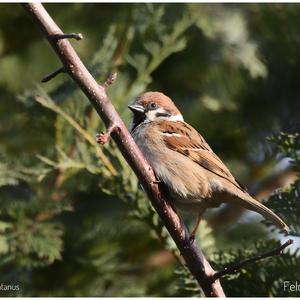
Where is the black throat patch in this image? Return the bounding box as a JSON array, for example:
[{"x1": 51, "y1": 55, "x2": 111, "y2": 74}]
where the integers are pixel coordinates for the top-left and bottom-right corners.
[{"x1": 131, "y1": 113, "x2": 146, "y2": 132}]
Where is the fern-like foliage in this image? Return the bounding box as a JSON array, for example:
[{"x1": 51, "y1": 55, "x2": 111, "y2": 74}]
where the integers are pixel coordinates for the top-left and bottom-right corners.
[
  {"x1": 263, "y1": 180, "x2": 300, "y2": 236},
  {"x1": 262, "y1": 133, "x2": 300, "y2": 235},
  {"x1": 211, "y1": 239, "x2": 300, "y2": 296},
  {"x1": 209, "y1": 131, "x2": 300, "y2": 297},
  {"x1": 270, "y1": 132, "x2": 300, "y2": 167}
]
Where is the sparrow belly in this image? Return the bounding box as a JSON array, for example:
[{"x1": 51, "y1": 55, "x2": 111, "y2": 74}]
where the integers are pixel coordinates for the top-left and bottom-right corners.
[{"x1": 132, "y1": 124, "x2": 219, "y2": 213}]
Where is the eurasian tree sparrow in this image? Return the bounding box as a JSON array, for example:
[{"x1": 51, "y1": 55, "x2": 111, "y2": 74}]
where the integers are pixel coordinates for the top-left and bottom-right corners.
[{"x1": 128, "y1": 91, "x2": 289, "y2": 241}]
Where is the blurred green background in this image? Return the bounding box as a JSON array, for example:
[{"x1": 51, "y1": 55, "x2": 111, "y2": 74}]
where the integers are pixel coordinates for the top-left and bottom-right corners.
[{"x1": 0, "y1": 3, "x2": 300, "y2": 297}]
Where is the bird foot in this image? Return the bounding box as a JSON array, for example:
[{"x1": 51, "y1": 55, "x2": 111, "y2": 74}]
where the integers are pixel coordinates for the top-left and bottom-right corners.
[
  {"x1": 189, "y1": 233, "x2": 196, "y2": 245},
  {"x1": 152, "y1": 179, "x2": 161, "y2": 184}
]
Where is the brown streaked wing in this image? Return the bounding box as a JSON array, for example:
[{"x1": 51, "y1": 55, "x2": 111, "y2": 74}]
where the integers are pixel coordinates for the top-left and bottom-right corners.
[{"x1": 158, "y1": 120, "x2": 245, "y2": 191}]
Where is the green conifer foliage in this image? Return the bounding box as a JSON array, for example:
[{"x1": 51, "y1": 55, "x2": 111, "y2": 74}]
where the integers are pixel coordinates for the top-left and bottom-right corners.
[{"x1": 0, "y1": 3, "x2": 299, "y2": 296}]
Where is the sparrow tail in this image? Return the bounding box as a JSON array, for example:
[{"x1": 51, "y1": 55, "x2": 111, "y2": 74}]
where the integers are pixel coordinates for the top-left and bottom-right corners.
[{"x1": 232, "y1": 195, "x2": 289, "y2": 233}]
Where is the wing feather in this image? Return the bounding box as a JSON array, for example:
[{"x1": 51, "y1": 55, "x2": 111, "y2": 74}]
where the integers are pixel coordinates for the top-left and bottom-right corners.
[{"x1": 158, "y1": 121, "x2": 245, "y2": 191}]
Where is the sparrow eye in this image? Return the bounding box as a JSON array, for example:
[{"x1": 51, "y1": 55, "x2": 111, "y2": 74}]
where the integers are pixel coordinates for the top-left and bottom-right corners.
[{"x1": 148, "y1": 102, "x2": 158, "y2": 110}]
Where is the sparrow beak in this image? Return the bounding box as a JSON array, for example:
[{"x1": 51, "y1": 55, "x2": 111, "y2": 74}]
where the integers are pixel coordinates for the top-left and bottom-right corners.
[{"x1": 128, "y1": 104, "x2": 145, "y2": 114}]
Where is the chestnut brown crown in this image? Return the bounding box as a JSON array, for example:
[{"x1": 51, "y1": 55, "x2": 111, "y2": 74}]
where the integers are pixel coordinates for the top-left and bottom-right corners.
[{"x1": 136, "y1": 92, "x2": 181, "y2": 116}]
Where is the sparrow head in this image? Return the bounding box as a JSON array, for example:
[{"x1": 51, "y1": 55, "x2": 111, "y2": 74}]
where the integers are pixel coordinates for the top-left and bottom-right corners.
[{"x1": 128, "y1": 92, "x2": 183, "y2": 130}]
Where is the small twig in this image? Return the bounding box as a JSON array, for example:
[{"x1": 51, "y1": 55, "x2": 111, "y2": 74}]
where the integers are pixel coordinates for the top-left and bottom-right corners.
[
  {"x1": 53, "y1": 33, "x2": 83, "y2": 40},
  {"x1": 103, "y1": 72, "x2": 117, "y2": 89},
  {"x1": 41, "y1": 66, "x2": 65, "y2": 83},
  {"x1": 96, "y1": 124, "x2": 120, "y2": 145},
  {"x1": 211, "y1": 239, "x2": 294, "y2": 282}
]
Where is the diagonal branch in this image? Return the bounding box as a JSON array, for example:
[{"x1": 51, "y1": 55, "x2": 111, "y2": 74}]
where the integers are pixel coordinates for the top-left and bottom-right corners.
[
  {"x1": 211, "y1": 239, "x2": 293, "y2": 282},
  {"x1": 22, "y1": 3, "x2": 225, "y2": 297}
]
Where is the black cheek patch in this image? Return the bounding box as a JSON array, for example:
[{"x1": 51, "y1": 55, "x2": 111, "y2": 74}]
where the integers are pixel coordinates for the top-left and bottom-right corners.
[
  {"x1": 183, "y1": 149, "x2": 190, "y2": 156},
  {"x1": 155, "y1": 112, "x2": 171, "y2": 118}
]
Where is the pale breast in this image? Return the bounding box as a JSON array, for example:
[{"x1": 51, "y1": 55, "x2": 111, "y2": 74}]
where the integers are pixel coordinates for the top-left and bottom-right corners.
[{"x1": 131, "y1": 123, "x2": 213, "y2": 210}]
